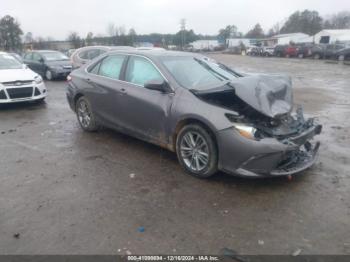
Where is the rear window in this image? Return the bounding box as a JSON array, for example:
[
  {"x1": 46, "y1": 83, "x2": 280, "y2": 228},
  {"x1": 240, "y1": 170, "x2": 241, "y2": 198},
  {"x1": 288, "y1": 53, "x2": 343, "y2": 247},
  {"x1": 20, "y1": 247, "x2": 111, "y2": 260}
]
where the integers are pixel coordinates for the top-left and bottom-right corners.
[{"x1": 90, "y1": 55, "x2": 126, "y2": 80}]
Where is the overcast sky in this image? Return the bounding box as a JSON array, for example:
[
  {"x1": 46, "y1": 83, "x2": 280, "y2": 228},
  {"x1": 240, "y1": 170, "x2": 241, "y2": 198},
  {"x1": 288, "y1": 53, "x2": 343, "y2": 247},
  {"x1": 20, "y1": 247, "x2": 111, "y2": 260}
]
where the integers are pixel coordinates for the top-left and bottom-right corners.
[{"x1": 1, "y1": 0, "x2": 349, "y2": 39}]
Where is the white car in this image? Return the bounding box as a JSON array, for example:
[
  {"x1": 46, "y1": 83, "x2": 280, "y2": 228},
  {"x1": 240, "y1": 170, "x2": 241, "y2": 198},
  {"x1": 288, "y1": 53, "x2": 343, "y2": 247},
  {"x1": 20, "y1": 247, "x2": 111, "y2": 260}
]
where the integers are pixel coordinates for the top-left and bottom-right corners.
[{"x1": 0, "y1": 52, "x2": 46, "y2": 104}]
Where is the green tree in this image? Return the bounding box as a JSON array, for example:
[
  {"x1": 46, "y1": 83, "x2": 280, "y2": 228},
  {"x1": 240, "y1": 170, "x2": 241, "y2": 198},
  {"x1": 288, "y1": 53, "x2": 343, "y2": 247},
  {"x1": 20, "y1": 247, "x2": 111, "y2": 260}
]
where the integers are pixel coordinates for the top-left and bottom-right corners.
[
  {"x1": 245, "y1": 23, "x2": 265, "y2": 38},
  {"x1": 85, "y1": 32, "x2": 93, "y2": 46},
  {"x1": 280, "y1": 10, "x2": 323, "y2": 35},
  {"x1": 67, "y1": 32, "x2": 82, "y2": 48},
  {"x1": 218, "y1": 25, "x2": 238, "y2": 43},
  {"x1": 173, "y1": 29, "x2": 199, "y2": 46},
  {"x1": 324, "y1": 11, "x2": 350, "y2": 29},
  {"x1": 0, "y1": 15, "x2": 23, "y2": 51},
  {"x1": 128, "y1": 28, "x2": 137, "y2": 46}
]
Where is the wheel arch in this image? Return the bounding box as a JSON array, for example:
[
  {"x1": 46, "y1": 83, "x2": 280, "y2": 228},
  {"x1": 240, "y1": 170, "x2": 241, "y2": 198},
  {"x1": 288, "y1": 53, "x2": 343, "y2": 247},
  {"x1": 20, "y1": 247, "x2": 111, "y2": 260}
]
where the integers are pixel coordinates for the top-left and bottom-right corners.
[
  {"x1": 172, "y1": 117, "x2": 218, "y2": 153},
  {"x1": 73, "y1": 93, "x2": 85, "y2": 111}
]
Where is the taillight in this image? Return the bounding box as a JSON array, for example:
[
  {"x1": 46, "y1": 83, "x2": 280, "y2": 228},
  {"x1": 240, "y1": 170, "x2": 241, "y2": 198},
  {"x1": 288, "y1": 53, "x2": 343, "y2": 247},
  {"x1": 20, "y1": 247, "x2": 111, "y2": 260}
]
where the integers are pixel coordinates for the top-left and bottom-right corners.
[{"x1": 67, "y1": 75, "x2": 72, "y2": 82}]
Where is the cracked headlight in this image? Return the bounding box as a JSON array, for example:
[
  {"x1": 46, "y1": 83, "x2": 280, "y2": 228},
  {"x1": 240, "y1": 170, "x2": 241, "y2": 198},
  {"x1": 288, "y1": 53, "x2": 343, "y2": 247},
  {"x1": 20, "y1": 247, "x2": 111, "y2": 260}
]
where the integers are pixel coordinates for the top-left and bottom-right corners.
[
  {"x1": 234, "y1": 124, "x2": 257, "y2": 140},
  {"x1": 34, "y1": 75, "x2": 43, "y2": 84}
]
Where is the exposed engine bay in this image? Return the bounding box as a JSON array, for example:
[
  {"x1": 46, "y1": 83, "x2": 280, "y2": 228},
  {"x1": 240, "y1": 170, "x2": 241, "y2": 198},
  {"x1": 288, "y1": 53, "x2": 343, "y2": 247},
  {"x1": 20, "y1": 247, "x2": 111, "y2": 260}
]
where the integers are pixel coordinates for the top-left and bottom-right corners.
[
  {"x1": 191, "y1": 74, "x2": 322, "y2": 176},
  {"x1": 191, "y1": 74, "x2": 321, "y2": 142}
]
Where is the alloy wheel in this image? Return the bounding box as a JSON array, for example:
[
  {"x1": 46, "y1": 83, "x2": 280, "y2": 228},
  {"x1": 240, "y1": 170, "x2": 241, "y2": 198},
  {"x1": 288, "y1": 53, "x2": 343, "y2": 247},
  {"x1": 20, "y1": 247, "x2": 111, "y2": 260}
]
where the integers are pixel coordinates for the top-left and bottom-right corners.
[
  {"x1": 46, "y1": 70, "x2": 53, "y2": 80},
  {"x1": 77, "y1": 100, "x2": 91, "y2": 129},
  {"x1": 180, "y1": 131, "x2": 209, "y2": 172}
]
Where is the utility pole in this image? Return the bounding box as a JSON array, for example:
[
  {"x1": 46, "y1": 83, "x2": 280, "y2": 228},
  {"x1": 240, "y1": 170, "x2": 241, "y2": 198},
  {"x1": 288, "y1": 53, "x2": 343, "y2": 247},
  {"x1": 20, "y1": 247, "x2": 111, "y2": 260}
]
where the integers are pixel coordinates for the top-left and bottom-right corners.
[{"x1": 180, "y1": 18, "x2": 186, "y2": 50}]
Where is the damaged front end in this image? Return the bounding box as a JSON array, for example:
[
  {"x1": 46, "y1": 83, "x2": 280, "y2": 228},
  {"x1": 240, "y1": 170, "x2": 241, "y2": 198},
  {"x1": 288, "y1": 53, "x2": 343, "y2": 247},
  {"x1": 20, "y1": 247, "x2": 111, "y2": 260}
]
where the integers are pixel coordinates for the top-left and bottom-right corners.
[
  {"x1": 193, "y1": 75, "x2": 322, "y2": 177},
  {"x1": 240, "y1": 106, "x2": 322, "y2": 176}
]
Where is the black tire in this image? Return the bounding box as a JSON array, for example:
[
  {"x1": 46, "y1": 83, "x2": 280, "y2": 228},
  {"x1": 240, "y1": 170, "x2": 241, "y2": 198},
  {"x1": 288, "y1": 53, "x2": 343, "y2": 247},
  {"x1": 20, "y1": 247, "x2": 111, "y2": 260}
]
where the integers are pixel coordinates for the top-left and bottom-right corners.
[
  {"x1": 314, "y1": 53, "x2": 321, "y2": 59},
  {"x1": 75, "y1": 96, "x2": 99, "y2": 132},
  {"x1": 176, "y1": 124, "x2": 218, "y2": 178},
  {"x1": 35, "y1": 98, "x2": 45, "y2": 103}
]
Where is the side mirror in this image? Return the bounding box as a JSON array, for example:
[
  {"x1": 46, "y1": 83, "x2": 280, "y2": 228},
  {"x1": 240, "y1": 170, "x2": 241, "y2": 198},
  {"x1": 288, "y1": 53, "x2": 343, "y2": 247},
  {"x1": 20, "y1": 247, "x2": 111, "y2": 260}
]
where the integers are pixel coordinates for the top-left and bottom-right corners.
[
  {"x1": 144, "y1": 79, "x2": 170, "y2": 93},
  {"x1": 39, "y1": 58, "x2": 44, "y2": 63}
]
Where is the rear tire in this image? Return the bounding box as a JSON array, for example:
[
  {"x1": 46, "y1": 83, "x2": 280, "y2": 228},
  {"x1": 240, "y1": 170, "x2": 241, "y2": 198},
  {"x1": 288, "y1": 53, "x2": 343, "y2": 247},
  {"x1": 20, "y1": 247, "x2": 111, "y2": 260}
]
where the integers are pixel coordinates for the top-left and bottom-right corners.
[
  {"x1": 176, "y1": 124, "x2": 218, "y2": 178},
  {"x1": 75, "y1": 96, "x2": 99, "y2": 132}
]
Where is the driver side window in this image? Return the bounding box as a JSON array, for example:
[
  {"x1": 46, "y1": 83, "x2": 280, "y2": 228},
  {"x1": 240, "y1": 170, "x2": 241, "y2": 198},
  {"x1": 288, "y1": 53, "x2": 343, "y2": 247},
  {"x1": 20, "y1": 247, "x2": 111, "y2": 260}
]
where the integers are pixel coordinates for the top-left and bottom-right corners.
[
  {"x1": 32, "y1": 53, "x2": 42, "y2": 62},
  {"x1": 125, "y1": 56, "x2": 163, "y2": 86}
]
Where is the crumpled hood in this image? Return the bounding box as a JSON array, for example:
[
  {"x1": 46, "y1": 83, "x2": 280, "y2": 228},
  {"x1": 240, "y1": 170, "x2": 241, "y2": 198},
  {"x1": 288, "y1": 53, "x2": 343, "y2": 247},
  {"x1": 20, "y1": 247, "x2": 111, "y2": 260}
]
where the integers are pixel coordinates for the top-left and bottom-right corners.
[
  {"x1": 0, "y1": 68, "x2": 38, "y2": 83},
  {"x1": 230, "y1": 74, "x2": 293, "y2": 118}
]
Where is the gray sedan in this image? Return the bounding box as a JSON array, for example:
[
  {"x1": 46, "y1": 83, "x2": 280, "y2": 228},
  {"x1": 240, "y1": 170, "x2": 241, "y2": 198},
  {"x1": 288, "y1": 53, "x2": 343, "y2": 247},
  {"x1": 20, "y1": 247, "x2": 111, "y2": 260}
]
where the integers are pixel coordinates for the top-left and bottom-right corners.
[{"x1": 66, "y1": 50, "x2": 322, "y2": 178}]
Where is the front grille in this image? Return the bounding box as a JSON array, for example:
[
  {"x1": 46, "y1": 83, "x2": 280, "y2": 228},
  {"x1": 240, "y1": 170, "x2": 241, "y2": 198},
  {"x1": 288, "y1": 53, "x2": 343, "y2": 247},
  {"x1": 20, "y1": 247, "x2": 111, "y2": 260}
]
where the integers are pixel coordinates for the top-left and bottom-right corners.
[
  {"x1": 7, "y1": 87, "x2": 33, "y2": 99},
  {"x1": 2, "y1": 80, "x2": 33, "y2": 87}
]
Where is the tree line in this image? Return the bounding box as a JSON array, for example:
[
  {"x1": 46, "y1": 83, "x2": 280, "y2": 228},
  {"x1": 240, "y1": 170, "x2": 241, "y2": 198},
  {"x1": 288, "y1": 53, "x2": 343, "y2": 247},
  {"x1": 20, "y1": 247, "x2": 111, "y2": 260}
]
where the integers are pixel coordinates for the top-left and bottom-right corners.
[{"x1": 1, "y1": 9, "x2": 350, "y2": 52}]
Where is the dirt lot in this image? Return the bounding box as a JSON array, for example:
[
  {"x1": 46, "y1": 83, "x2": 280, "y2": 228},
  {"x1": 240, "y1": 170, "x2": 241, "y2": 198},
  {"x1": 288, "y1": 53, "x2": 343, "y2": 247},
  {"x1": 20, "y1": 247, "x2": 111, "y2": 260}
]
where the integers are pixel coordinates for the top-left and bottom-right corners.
[{"x1": 0, "y1": 55, "x2": 349, "y2": 255}]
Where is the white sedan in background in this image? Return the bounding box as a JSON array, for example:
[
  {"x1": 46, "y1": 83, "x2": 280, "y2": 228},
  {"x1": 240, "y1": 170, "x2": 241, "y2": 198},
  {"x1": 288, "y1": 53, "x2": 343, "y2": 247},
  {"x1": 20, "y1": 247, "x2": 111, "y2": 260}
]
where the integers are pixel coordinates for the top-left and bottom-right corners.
[{"x1": 0, "y1": 52, "x2": 46, "y2": 104}]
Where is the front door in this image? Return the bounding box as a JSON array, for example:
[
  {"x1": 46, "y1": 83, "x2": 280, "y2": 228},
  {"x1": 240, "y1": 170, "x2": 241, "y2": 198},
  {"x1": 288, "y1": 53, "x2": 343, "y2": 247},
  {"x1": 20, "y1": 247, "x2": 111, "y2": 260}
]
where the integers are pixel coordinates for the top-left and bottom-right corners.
[{"x1": 115, "y1": 55, "x2": 174, "y2": 144}]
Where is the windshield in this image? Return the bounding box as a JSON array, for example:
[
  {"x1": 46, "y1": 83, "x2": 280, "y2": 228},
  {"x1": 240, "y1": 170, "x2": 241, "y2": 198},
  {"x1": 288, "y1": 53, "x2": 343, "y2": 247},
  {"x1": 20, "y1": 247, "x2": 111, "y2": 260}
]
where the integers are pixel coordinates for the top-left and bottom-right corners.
[
  {"x1": 41, "y1": 51, "x2": 69, "y2": 61},
  {"x1": 0, "y1": 53, "x2": 23, "y2": 70},
  {"x1": 161, "y1": 56, "x2": 226, "y2": 90},
  {"x1": 203, "y1": 60, "x2": 241, "y2": 80}
]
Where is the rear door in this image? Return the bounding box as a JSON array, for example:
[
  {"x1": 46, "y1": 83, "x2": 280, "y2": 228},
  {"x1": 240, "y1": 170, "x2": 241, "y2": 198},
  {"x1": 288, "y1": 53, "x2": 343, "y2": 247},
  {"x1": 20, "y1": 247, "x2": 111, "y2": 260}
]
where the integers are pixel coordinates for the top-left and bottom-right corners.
[
  {"x1": 31, "y1": 52, "x2": 45, "y2": 75},
  {"x1": 113, "y1": 55, "x2": 174, "y2": 144},
  {"x1": 23, "y1": 52, "x2": 34, "y2": 69},
  {"x1": 84, "y1": 54, "x2": 127, "y2": 126}
]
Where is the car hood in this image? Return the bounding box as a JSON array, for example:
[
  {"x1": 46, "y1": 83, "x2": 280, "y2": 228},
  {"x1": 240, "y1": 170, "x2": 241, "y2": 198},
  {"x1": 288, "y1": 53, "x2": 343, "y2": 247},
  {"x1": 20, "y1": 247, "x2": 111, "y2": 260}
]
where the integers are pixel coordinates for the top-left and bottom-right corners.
[
  {"x1": 229, "y1": 74, "x2": 293, "y2": 118},
  {"x1": 0, "y1": 68, "x2": 38, "y2": 83},
  {"x1": 46, "y1": 60, "x2": 72, "y2": 67}
]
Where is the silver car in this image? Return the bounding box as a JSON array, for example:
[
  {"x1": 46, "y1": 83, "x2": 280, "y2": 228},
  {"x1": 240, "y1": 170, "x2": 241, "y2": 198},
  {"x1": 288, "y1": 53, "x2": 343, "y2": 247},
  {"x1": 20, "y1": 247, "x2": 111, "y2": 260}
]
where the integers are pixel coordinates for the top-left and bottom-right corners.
[
  {"x1": 66, "y1": 50, "x2": 322, "y2": 178},
  {"x1": 71, "y1": 46, "x2": 135, "y2": 68}
]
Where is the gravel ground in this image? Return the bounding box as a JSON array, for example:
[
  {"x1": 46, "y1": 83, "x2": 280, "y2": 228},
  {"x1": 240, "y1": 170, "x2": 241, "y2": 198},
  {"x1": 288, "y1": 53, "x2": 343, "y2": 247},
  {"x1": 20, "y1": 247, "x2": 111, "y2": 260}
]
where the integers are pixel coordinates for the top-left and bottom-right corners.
[{"x1": 0, "y1": 54, "x2": 349, "y2": 255}]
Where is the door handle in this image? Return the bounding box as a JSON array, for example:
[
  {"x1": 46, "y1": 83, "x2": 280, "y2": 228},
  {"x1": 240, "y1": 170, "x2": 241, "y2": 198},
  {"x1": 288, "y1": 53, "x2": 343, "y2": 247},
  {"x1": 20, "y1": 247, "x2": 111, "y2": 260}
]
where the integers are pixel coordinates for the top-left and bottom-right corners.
[
  {"x1": 119, "y1": 88, "x2": 127, "y2": 95},
  {"x1": 86, "y1": 78, "x2": 91, "y2": 82}
]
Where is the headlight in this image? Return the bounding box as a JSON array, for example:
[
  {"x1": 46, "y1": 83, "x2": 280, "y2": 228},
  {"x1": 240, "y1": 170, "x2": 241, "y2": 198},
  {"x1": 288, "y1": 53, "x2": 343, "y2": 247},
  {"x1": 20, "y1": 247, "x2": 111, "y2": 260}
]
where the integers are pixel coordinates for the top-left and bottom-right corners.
[
  {"x1": 34, "y1": 75, "x2": 43, "y2": 84},
  {"x1": 234, "y1": 124, "x2": 257, "y2": 140}
]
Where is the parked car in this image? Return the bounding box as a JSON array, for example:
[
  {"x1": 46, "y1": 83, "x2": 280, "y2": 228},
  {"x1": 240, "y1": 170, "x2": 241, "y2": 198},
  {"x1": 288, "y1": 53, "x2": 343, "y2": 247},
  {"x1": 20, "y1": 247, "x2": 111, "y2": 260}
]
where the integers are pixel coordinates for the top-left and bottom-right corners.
[
  {"x1": 71, "y1": 46, "x2": 134, "y2": 68},
  {"x1": 296, "y1": 43, "x2": 313, "y2": 58},
  {"x1": 285, "y1": 45, "x2": 298, "y2": 57},
  {"x1": 261, "y1": 47, "x2": 275, "y2": 56},
  {"x1": 66, "y1": 50, "x2": 322, "y2": 178},
  {"x1": 0, "y1": 52, "x2": 46, "y2": 104},
  {"x1": 273, "y1": 45, "x2": 288, "y2": 57},
  {"x1": 247, "y1": 46, "x2": 262, "y2": 56},
  {"x1": 65, "y1": 49, "x2": 76, "y2": 58},
  {"x1": 311, "y1": 44, "x2": 345, "y2": 59},
  {"x1": 273, "y1": 45, "x2": 298, "y2": 58},
  {"x1": 23, "y1": 50, "x2": 72, "y2": 80},
  {"x1": 335, "y1": 47, "x2": 350, "y2": 61}
]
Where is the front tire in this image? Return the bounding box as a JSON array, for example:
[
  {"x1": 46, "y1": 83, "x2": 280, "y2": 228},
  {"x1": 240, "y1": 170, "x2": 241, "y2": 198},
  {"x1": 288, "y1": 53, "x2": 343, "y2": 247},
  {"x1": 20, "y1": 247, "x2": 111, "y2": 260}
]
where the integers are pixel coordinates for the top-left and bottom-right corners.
[
  {"x1": 75, "y1": 96, "x2": 99, "y2": 132},
  {"x1": 176, "y1": 124, "x2": 218, "y2": 178}
]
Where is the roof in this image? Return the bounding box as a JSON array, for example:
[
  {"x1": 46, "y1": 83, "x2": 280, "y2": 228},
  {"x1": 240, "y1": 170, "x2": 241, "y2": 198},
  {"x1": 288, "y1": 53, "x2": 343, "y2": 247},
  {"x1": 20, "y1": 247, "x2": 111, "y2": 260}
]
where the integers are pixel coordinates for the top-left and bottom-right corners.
[
  {"x1": 29, "y1": 50, "x2": 61, "y2": 53},
  {"x1": 272, "y1": 33, "x2": 309, "y2": 39},
  {"x1": 108, "y1": 49, "x2": 202, "y2": 59},
  {"x1": 317, "y1": 29, "x2": 350, "y2": 35}
]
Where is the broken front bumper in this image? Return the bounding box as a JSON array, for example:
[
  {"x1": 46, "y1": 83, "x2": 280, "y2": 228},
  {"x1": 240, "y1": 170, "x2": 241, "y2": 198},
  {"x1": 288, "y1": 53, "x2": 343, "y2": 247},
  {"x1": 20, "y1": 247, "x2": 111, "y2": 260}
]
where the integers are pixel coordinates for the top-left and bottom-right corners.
[{"x1": 216, "y1": 122, "x2": 322, "y2": 178}]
